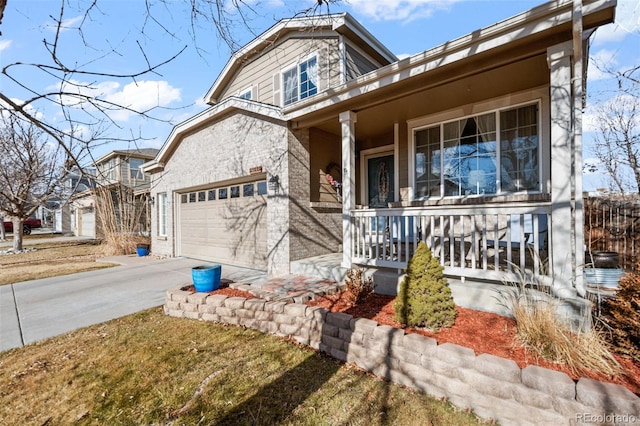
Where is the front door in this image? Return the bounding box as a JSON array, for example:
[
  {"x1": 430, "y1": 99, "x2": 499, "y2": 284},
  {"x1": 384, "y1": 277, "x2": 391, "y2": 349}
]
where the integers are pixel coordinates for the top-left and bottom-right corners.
[{"x1": 363, "y1": 150, "x2": 395, "y2": 208}]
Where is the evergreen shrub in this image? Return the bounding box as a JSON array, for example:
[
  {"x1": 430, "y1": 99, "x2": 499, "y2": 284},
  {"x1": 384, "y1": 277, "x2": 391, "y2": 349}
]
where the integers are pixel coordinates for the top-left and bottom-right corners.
[{"x1": 394, "y1": 242, "x2": 456, "y2": 330}]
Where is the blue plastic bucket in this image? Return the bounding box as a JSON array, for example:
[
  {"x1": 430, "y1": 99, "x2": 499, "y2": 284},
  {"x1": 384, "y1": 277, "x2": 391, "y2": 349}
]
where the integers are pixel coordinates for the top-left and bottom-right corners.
[{"x1": 192, "y1": 264, "x2": 222, "y2": 292}]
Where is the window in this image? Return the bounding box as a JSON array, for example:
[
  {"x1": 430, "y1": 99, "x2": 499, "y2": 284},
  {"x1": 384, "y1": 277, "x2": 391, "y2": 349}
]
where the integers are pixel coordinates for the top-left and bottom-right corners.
[
  {"x1": 208, "y1": 190, "x2": 216, "y2": 201},
  {"x1": 283, "y1": 56, "x2": 318, "y2": 106},
  {"x1": 158, "y1": 193, "x2": 167, "y2": 236},
  {"x1": 189, "y1": 193, "x2": 196, "y2": 203},
  {"x1": 238, "y1": 88, "x2": 252, "y2": 100},
  {"x1": 198, "y1": 191, "x2": 206, "y2": 202},
  {"x1": 129, "y1": 158, "x2": 144, "y2": 180},
  {"x1": 230, "y1": 186, "x2": 240, "y2": 198},
  {"x1": 257, "y1": 181, "x2": 267, "y2": 195},
  {"x1": 414, "y1": 103, "x2": 539, "y2": 198},
  {"x1": 219, "y1": 188, "x2": 228, "y2": 199},
  {"x1": 99, "y1": 158, "x2": 117, "y2": 182},
  {"x1": 181, "y1": 194, "x2": 188, "y2": 204},
  {"x1": 243, "y1": 183, "x2": 254, "y2": 197}
]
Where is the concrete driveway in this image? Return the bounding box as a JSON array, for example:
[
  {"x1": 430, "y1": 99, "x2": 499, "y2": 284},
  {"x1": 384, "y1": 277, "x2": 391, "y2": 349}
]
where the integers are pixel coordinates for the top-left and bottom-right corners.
[{"x1": 0, "y1": 254, "x2": 266, "y2": 352}]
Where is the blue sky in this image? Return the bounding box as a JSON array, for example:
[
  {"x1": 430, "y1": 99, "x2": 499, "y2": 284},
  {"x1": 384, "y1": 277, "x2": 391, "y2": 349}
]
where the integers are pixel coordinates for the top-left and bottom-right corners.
[{"x1": 1, "y1": 0, "x2": 638, "y2": 190}]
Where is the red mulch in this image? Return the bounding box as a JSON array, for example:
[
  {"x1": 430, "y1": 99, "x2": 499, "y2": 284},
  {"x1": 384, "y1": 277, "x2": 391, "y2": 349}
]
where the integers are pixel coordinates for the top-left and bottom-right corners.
[
  {"x1": 307, "y1": 291, "x2": 640, "y2": 395},
  {"x1": 182, "y1": 283, "x2": 256, "y2": 299},
  {"x1": 183, "y1": 282, "x2": 639, "y2": 395}
]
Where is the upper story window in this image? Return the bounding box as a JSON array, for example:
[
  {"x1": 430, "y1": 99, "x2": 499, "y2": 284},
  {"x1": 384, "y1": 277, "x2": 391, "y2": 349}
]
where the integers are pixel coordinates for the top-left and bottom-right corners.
[
  {"x1": 238, "y1": 88, "x2": 252, "y2": 100},
  {"x1": 99, "y1": 158, "x2": 117, "y2": 182},
  {"x1": 283, "y1": 55, "x2": 318, "y2": 106},
  {"x1": 129, "y1": 158, "x2": 144, "y2": 180},
  {"x1": 413, "y1": 103, "x2": 539, "y2": 199}
]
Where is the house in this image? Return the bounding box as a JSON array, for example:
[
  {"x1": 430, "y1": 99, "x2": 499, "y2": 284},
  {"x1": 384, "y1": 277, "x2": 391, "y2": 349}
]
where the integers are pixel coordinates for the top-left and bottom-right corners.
[
  {"x1": 36, "y1": 169, "x2": 95, "y2": 234},
  {"x1": 72, "y1": 148, "x2": 159, "y2": 238},
  {"x1": 143, "y1": 0, "x2": 617, "y2": 303}
]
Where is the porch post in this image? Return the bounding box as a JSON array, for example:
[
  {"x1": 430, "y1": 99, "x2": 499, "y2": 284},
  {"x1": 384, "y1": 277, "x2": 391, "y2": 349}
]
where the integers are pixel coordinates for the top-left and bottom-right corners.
[
  {"x1": 339, "y1": 111, "x2": 357, "y2": 268},
  {"x1": 547, "y1": 41, "x2": 577, "y2": 298}
]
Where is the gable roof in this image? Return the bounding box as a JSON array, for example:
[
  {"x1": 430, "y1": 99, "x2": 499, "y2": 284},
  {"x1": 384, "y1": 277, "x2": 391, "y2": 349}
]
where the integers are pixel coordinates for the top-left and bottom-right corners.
[
  {"x1": 203, "y1": 13, "x2": 398, "y2": 105},
  {"x1": 142, "y1": 98, "x2": 284, "y2": 174},
  {"x1": 93, "y1": 148, "x2": 160, "y2": 166}
]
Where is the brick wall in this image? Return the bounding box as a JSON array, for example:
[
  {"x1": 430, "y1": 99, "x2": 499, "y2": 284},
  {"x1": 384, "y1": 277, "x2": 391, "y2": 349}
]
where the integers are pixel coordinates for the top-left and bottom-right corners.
[
  {"x1": 165, "y1": 287, "x2": 640, "y2": 425},
  {"x1": 287, "y1": 129, "x2": 342, "y2": 262}
]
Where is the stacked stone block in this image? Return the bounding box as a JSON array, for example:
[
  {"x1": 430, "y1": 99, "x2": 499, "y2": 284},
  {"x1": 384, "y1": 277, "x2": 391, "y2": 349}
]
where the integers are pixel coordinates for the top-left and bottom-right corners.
[{"x1": 165, "y1": 287, "x2": 640, "y2": 425}]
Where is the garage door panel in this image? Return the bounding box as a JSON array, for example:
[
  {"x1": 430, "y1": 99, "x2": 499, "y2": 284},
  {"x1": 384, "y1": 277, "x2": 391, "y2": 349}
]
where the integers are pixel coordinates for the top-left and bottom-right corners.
[{"x1": 180, "y1": 187, "x2": 267, "y2": 269}]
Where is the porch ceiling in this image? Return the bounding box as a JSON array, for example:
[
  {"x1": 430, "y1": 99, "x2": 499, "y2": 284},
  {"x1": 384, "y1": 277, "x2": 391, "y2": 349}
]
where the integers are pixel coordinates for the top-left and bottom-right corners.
[{"x1": 308, "y1": 52, "x2": 551, "y2": 141}]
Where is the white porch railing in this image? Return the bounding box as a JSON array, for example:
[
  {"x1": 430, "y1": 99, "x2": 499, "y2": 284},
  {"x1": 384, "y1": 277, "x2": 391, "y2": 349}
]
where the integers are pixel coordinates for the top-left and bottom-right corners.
[{"x1": 351, "y1": 203, "x2": 552, "y2": 282}]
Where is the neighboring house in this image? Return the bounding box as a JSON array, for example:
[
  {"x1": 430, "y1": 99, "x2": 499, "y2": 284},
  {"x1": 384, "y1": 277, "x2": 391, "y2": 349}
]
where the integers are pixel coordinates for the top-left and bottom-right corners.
[
  {"x1": 143, "y1": 1, "x2": 616, "y2": 301},
  {"x1": 36, "y1": 169, "x2": 94, "y2": 234},
  {"x1": 73, "y1": 149, "x2": 158, "y2": 238}
]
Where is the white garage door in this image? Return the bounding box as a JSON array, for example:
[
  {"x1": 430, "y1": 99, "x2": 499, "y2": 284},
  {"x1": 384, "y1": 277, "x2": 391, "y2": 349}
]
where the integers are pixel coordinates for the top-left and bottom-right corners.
[
  {"x1": 79, "y1": 209, "x2": 95, "y2": 238},
  {"x1": 179, "y1": 181, "x2": 268, "y2": 270}
]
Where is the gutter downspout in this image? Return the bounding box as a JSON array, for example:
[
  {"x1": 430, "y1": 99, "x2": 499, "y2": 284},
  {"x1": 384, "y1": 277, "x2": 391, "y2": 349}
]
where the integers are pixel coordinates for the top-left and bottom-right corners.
[{"x1": 573, "y1": 0, "x2": 587, "y2": 297}]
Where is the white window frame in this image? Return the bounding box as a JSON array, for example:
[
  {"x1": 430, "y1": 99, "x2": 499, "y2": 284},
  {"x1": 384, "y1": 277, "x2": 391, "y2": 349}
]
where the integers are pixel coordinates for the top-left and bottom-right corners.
[
  {"x1": 129, "y1": 158, "x2": 144, "y2": 180},
  {"x1": 281, "y1": 52, "x2": 318, "y2": 106},
  {"x1": 408, "y1": 91, "x2": 548, "y2": 201},
  {"x1": 238, "y1": 86, "x2": 253, "y2": 100},
  {"x1": 158, "y1": 192, "x2": 167, "y2": 237}
]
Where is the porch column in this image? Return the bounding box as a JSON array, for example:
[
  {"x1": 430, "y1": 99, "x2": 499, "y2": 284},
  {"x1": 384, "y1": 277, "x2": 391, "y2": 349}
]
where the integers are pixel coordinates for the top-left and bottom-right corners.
[
  {"x1": 340, "y1": 111, "x2": 357, "y2": 268},
  {"x1": 547, "y1": 41, "x2": 577, "y2": 298}
]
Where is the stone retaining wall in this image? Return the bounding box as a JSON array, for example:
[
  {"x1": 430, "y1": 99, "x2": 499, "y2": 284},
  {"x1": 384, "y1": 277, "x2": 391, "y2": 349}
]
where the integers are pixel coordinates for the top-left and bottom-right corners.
[{"x1": 165, "y1": 287, "x2": 640, "y2": 425}]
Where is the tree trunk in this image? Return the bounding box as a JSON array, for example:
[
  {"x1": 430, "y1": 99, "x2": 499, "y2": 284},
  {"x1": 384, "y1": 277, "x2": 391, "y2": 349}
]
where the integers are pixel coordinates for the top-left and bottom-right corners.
[
  {"x1": 0, "y1": 216, "x2": 5, "y2": 240},
  {"x1": 12, "y1": 217, "x2": 23, "y2": 251}
]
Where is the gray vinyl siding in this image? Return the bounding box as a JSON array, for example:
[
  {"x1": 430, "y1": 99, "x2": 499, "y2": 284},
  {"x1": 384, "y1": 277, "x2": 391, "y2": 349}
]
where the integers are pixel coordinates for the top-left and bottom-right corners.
[
  {"x1": 345, "y1": 43, "x2": 380, "y2": 81},
  {"x1": 219, "y1": 37, "x2": 342, "y2": 105}
]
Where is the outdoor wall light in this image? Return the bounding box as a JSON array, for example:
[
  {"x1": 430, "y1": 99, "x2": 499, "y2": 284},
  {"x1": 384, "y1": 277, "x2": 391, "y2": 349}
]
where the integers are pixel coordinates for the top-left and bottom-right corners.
[
  {"x1": 149, "y1": 196, "x2": 155, "y2": 206},
  {"x1": 268, "y1": 175, "x2": 279, "y2": 192}
]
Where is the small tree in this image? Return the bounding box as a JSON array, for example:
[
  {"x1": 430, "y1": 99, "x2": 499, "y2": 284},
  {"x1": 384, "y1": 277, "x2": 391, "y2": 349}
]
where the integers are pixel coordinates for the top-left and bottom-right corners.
[
  {"x1": 394, "y1": 242, "x2": 456, "y2": 331},
  {"x1": 0, "y1": 114, "x2": 68, "y2": 251},
  {"x1": 94, "y1": 184, "x2": 149, "y2": 255}
]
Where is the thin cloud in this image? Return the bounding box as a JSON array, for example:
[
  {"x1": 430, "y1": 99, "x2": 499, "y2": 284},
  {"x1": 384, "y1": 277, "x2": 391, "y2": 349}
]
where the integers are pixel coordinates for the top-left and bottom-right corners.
[
  {"x1": 347, "y1": 0, "x2": 459, "y2": 23},
  {"x1": 56, "y1": 79, "x2": 182, "y2": 122},
  {"x1": 45, "y1": 15, "x2": 83, "y2": 32},
  {"x1": 1, "y1": 97, "x2": 45, "y2": 121},
  {"x1": 0, "y1": 40, "x2": 12, "y2": 52},
  {"x1": 587, "y1": 48, "x2": 618, "y2": 81},
  {"x1": 592, "y1": 0, "x2": 640, "y2": 44}
]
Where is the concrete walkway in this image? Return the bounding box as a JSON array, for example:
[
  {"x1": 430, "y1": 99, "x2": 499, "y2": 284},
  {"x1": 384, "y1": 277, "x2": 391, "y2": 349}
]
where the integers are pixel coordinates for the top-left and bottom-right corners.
[{"x1": 0, "y1": 254, "x2": 267, "y2": 352}]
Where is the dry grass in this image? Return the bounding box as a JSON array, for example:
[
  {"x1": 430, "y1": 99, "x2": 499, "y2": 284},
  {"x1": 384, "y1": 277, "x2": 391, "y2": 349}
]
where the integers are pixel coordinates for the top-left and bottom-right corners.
[
  {"x1": 497, "y1": 264, "x2": 623, "y2": 377},
  {"x1": 511, "y1": 298, "x2": 622, "y2": 376},
  {"x1": 94, "y1": 185, "x2": 150, "y2": 256},
  {"x1": 0, "y1": 308, "x2": 484, "y2": 426},
  {"x1": 0, "y1": 240, "x2": 116, "y2": 286},
  {"x1": 344, "y1": 267, "x2": 375, "y2": 306}
]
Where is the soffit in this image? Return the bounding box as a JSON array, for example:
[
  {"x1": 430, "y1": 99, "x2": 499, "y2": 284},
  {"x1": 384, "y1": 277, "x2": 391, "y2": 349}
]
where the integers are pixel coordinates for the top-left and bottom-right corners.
[{"x1": 284, "y1": 0, "x2": 616, "y2": 138}]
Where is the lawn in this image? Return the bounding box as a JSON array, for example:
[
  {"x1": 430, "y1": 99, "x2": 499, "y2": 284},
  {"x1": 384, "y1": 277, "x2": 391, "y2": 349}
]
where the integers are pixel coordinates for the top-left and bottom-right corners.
[
  {"x1": 0, "y1": 240, "x2": 116, "y2": 286},
  {"x1": 0, "y1": 308, "x2": 483, "y2": 425}
]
